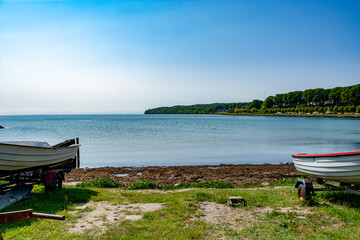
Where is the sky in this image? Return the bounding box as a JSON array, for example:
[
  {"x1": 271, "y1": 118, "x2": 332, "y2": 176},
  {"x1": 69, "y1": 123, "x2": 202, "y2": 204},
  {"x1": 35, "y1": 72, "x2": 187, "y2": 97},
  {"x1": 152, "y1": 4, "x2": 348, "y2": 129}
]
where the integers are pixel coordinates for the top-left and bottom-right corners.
[{"x1": 0, "y1": 0, "x2": 359, "y2": 114}]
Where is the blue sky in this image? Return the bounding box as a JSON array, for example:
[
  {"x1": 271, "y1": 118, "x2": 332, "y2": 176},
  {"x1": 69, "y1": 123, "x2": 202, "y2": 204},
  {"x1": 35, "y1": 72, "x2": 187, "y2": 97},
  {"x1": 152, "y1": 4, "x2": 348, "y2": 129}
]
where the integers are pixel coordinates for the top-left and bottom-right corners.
[{"x1": 0, "y1": 0, "x2": 359, "y2": 114}]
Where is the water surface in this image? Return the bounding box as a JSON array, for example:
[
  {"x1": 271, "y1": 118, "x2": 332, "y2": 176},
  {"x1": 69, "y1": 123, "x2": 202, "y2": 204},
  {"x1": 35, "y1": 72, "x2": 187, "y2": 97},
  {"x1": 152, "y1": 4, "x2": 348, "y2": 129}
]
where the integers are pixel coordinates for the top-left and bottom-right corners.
[{"x1": 0, "y1": 114, "x2": 358, "y2": 167}]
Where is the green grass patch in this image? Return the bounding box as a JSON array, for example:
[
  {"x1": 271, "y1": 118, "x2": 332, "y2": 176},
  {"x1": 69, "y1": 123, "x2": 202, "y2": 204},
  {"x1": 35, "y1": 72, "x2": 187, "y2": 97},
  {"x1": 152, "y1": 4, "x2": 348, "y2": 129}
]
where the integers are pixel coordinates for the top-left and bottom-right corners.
[
  {"x1": 1, "y1": 183, "x2": 360, "y2": 239},
  {"x1": 75, "y1": 178, "x2": 121, "y2": 188},
  {"x1": 75, "y1": 179, "x2": 234, "y2": 190},
  {"x1": 127, "y1": 179, "x2": 234, "y2": 190}
]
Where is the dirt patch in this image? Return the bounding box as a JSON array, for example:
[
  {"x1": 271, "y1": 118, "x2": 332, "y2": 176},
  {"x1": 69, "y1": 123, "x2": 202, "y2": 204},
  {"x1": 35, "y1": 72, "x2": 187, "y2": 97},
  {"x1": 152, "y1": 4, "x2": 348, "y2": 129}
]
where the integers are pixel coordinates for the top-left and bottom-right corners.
[
  {"x1": 192, "y1": 202, "x2": 255, "y2": 231},
  {"x1": 256, "y1": 206, "x2": 314, "y2": 216},
  {"x1": 68, "y1": 201, "x2": 163, "y2": 234},
  {"x1": 65, "y1": 163, "x2": 303, "y2": 187},
  {"x1": 190, "y1": 202, "x2": 317, "y2": 240}
]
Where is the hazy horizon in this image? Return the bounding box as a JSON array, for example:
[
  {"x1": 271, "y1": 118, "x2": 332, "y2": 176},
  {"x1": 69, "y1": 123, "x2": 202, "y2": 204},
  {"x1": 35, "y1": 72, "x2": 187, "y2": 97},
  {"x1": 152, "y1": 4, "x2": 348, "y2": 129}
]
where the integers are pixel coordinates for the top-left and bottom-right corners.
[{"x1": 1, "y1": 0, "x2": 359, "y2": 115}]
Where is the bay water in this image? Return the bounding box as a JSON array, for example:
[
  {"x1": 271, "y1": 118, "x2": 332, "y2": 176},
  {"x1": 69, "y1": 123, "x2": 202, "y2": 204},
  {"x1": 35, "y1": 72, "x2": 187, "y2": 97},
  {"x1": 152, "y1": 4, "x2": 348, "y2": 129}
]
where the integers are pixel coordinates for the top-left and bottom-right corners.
[{"x1": 0, "y1": 114, "x2": 359, "y2": 167}]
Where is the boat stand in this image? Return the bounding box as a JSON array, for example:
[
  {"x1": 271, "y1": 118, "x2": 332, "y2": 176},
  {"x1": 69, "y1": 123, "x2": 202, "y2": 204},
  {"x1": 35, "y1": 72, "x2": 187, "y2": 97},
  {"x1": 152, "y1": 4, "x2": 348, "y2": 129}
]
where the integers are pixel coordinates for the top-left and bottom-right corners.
[{"x1": 295, "y1": 178, "x2": 360, "y2": 201}]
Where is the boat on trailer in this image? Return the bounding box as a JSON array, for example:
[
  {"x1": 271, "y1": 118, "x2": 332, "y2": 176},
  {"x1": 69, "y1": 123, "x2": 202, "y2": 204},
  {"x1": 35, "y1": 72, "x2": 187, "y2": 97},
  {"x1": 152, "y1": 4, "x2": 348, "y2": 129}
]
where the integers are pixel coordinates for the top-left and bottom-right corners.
[
  {"x1": 292, "y1": 150, "x2": 360, "y2": 200},
  {"x1": 0, "y1": 139, "x2": 80, "y2": 176},
  {"x1": 0, "y1": 139, "x2": 80, "y2": 194},
  {"x1": 292, "y1": 150, "x2": 360, "y2": 185}
]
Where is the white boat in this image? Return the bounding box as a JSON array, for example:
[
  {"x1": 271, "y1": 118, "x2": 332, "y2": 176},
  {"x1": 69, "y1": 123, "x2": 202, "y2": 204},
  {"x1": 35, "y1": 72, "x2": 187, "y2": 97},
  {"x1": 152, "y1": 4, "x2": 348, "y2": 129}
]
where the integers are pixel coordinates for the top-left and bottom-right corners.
[
  {"x1": 292, "y1": 151, "x2": 360, "y2": 185},
  {"x1": 0, "y1": 140, "x2": 80, "y2": 175}
]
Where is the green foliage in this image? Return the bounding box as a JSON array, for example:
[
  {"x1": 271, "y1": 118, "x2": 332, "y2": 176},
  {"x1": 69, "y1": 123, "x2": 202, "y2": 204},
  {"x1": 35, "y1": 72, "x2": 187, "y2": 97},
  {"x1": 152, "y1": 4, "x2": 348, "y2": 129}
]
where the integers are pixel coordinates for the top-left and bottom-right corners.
[
  {"x1": 145, "y1": 102, "x2": 250, "y2": 114},
  {"x1": 248, "y1": 99, "x2": 263, "y2": 110},
  {"x1": 128, "y1": 180, "x2": 234, "y2": 190},
  {"x1": 269, "y1": 178, "x2": 299, "y2": 186},
  {"x1": 127, "y1": 179, "x2": 161, "y2": 190},
  {"x1": 145, "y1": 84, "x2": 360, "y2": 115},
  {"x1": 75, "y1": 178, "x2": 121, "y2": 188}
]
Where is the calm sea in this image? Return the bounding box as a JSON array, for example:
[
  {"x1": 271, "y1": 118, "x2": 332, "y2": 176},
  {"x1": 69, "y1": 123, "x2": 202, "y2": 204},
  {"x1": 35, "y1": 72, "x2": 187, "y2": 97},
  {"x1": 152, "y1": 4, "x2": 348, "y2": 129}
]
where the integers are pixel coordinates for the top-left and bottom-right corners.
[{"x1": 0, "y1": 114, "x2": 359, "y2": 167}]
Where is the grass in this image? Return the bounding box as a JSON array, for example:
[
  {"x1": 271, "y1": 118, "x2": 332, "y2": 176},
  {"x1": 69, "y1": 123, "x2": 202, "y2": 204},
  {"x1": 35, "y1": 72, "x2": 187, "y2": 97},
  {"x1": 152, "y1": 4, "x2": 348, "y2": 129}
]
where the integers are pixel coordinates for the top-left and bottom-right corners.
[
  {"x1": 75, "y1": 179, "x2": 235, "y2": 190},
  {"x1": 1, "y1": 181, "x2": 360, "y2": 239}
]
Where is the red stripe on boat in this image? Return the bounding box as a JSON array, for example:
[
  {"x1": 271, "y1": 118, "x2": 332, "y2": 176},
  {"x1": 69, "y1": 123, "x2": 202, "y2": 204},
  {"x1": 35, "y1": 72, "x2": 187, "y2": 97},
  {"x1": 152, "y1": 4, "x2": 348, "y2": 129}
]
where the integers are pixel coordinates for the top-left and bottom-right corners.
[{"x1": 292, "y1": 151, "x2": 360, "y2": 158}]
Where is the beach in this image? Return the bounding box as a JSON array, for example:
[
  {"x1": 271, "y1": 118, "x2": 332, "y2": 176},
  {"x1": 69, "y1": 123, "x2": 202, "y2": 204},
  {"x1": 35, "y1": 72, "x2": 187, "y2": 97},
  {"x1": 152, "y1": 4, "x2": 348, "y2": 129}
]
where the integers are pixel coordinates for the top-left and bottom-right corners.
[{"x1": 65, "y1": 163, "x2": 303, "y2": 187}]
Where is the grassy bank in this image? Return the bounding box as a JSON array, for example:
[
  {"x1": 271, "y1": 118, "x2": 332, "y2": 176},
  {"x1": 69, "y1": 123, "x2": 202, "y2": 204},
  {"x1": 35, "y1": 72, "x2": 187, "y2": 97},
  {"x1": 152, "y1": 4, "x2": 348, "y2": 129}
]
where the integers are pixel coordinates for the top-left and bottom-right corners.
[{"x1": 1, "y1": 181, "x2": 360, "y2": 239}]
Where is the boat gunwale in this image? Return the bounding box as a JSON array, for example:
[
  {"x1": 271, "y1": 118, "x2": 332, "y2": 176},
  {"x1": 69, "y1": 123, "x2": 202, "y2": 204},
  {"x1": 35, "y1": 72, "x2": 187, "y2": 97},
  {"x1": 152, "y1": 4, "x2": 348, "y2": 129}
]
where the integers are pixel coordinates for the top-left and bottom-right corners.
[
  {"x1": 0, "y1": 142, "x2": 80, "y2": 150},
  {"x1": 292, "y1": 151, "x2": 360, "y2": 158}
]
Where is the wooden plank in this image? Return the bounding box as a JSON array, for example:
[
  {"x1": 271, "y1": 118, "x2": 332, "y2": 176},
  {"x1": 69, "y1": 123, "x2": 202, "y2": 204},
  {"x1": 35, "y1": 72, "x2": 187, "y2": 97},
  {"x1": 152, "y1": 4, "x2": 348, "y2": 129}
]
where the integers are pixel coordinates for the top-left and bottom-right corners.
[{"x1": 0, "y1": 209, "x2": 32, "y2": 224}]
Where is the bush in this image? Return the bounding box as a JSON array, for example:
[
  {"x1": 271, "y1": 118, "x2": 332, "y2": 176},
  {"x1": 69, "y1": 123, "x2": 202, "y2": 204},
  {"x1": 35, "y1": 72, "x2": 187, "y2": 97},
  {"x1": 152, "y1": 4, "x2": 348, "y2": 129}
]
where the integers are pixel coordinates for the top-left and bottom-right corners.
[
  {"x1": 76, "y1": 178, "x2": 121, "y2": 188},
  {"x1": 357, "y1": 105, "x2": 360, "y2": 113},
  {"x1": 127, "y1": 179, "x2": 161, "y2": 190}
]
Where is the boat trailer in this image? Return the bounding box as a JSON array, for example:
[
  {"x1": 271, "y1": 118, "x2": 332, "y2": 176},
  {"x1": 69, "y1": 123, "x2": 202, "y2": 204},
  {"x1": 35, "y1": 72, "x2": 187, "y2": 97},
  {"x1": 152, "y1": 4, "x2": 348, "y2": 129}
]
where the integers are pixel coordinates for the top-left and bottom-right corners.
[
  {"x1": 295, "y1": 178, "x2": 360, "y2": 201},
  {"x1": 0, "y1": 209, "x2": 65, "y2": 240}
]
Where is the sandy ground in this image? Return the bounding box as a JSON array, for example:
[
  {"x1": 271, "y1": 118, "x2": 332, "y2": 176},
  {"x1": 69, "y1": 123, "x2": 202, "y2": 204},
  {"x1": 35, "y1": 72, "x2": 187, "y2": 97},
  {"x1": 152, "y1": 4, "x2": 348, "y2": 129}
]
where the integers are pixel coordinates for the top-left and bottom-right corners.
[
  {"x1": 68, "y1": 201, "x2": 163, "y2": 234},
  {"x1": 65, "y1": 163, "x2": 303, "y2": 187},
  {"x1": 67, "y1": 198, "x2": 315, "y2": 236}
]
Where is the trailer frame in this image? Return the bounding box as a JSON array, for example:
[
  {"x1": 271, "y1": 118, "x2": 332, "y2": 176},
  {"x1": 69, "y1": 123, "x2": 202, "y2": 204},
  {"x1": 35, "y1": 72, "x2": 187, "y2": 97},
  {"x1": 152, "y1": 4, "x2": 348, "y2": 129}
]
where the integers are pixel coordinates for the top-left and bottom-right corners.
[{"x1": 295, "y1": 178, "x2": 360, "y2": 201}]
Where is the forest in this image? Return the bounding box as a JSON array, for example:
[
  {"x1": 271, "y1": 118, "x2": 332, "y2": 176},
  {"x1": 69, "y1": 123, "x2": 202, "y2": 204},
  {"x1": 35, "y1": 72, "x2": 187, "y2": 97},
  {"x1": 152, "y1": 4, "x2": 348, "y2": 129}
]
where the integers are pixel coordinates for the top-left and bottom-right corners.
[{"x1": 145, "y1": 84, "x2": 360, "y2": 115}]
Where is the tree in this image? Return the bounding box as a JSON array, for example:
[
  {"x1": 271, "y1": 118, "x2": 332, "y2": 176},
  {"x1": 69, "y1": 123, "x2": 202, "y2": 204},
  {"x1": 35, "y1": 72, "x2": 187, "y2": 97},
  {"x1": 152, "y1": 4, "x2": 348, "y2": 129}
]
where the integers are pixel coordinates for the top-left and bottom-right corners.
[
  {"x1": 262, "y1": 96, "x2": 275, "y2": 109},
  {"x1": 248, "y1": 99, "x2": 263, "y2": 110},
  {"x1": 303, "y1": 89, "x2": 314, "y2": 105},
  {"x1": 329, "y1": 87, "x2": 342, "y2": 106}
]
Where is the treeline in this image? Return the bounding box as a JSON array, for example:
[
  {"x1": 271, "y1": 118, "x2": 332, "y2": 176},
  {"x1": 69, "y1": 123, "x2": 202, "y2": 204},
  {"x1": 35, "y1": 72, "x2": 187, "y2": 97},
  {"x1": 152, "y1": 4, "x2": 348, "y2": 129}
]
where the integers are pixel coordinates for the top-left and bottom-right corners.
[
  {"x1": 145, "y1": 84, "x2": 360, "y2": 115},
  {"x1": 262, "y1": 84, "x2": 360, "y2": 109},
  {"x1": 145, "y1": 103, "x2": 249, "y2": 114}
]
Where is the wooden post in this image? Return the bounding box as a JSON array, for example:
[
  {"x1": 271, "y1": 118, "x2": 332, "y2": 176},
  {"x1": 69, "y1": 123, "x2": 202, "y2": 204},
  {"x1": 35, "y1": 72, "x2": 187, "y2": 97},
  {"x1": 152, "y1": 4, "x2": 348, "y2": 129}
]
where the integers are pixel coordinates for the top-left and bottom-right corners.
[{"x1": 76, "y1": 138, "x2": 80, "y2": 168}]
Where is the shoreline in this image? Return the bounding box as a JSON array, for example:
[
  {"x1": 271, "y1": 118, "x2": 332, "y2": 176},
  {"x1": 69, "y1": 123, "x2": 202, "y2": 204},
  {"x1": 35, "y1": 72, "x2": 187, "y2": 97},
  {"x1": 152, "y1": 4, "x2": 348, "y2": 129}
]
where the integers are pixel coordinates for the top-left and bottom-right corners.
[{"x1": 65, "y1": 163, "x2": 304, "y2": 187}]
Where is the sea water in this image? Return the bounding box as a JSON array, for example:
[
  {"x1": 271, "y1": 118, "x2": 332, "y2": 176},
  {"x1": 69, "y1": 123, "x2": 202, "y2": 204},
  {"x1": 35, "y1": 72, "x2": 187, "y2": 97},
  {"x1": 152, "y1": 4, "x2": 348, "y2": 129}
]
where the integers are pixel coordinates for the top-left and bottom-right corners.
[{"x1": 0, "y1": 114, "x2": 359, "y2": 167}]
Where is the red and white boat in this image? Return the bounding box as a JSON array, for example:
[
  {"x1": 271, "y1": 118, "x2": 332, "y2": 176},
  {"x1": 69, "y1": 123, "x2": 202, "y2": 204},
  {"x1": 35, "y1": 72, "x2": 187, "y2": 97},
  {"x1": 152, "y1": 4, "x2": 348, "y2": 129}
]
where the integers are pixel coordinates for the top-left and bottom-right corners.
[{"x1": 292, "y1": 151, "x2": 360, "y2": 185}]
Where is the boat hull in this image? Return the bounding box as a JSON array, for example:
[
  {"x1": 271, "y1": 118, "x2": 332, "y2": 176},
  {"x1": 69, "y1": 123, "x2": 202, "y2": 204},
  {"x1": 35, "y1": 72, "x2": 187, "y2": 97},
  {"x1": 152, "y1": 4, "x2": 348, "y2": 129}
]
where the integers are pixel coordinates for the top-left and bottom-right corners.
[
  {"x1": 0, "y1": 142, "x2": 80, "y2": 173},
  {"x1": 292, "y1": 151, "x2": 360, "y2": 185}
]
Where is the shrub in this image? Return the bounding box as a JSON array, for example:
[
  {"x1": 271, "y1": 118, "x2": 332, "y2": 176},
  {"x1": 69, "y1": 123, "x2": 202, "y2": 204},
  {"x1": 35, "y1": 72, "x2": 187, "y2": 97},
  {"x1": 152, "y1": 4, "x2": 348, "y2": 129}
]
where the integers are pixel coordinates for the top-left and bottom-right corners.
[
  {"x1": 76, "y1": 178, "x2": 121, "y2": 188},
  {"x1": 127, "y1": 179, "x2": 161, "y2": 190}
]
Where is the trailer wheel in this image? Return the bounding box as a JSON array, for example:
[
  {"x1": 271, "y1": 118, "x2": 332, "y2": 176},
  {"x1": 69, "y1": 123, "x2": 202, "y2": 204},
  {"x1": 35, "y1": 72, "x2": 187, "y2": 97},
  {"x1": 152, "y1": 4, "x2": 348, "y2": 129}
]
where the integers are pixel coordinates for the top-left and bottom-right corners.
[
  {"x1": 45, "y1": 172, "x2": 63, "y2": 193},
  {"x1": 298, "y1": 184, "x2": 310, "y2": 201}
]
